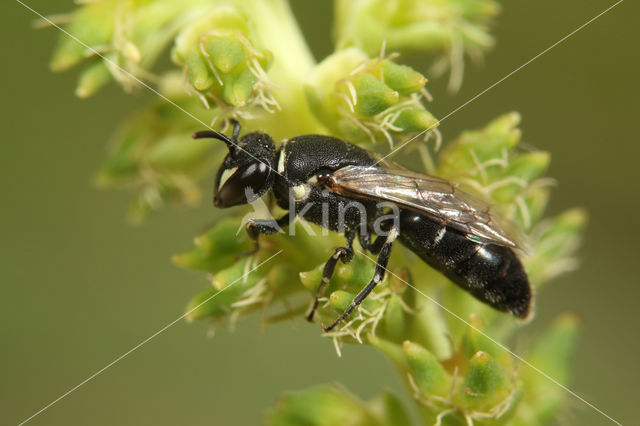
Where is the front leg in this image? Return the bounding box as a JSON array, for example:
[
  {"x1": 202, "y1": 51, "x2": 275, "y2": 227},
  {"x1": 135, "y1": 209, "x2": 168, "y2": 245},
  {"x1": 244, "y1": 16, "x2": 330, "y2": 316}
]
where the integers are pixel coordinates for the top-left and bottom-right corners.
[
  {"x1": 323, "y1": 226, "x2": 398, "y2": 332},
  {"x1": 239, "y1": 214, "x2": 291, "y2": 258},
  {"x1": 305, "y1": 229, "x2": 355, "y2": 322}
]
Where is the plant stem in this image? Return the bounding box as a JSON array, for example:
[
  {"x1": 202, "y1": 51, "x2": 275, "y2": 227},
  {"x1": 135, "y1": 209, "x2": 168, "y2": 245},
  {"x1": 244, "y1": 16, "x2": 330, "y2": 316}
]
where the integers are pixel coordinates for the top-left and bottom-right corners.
[{"x1": 234, "y1": 0, "x2": 325, "y2": 137}]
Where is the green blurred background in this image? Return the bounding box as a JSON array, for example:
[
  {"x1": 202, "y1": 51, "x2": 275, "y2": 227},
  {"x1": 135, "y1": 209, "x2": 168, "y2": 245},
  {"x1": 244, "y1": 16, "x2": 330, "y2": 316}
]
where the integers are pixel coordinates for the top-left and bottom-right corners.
[{"x1": 2, "y1": 0, "x2": 638, "y2": 425}]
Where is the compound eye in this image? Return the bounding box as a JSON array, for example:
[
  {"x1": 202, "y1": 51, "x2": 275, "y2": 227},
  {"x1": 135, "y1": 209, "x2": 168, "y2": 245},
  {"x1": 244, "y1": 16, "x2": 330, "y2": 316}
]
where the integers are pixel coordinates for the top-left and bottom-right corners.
[{"x1": 214, "y1": 161, "x2": 269, "y2": 207}]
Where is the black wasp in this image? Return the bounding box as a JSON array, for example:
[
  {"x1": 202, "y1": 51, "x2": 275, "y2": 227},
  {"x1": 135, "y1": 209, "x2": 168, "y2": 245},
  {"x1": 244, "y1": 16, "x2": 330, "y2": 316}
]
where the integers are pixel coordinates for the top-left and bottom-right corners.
[{"x1": 194, "y1": 121, "x2": 531, "y2": 331}]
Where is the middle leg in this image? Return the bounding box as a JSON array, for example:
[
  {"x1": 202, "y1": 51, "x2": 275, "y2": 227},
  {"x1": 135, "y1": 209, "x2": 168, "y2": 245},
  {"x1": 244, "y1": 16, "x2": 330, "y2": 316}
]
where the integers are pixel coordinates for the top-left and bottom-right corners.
[
  {"x1": 305, "y1": 229, "x2": 355, "y2": 322},
  {"x1": 323, "y1": 226, "x2": 398, "y2": 331}
]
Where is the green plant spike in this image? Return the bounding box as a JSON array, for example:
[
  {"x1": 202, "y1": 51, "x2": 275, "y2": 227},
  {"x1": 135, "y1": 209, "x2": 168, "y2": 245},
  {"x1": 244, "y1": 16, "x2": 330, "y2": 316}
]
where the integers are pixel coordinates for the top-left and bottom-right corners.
[{"x1": 43, "y1": 1, "x2": 588, "y2": 425}]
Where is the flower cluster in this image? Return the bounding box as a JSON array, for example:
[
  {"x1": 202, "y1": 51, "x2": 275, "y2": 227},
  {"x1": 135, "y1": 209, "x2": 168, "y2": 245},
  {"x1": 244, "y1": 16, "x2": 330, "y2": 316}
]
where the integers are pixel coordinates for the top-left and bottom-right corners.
[
  {"x1": 334, "y1": 0, "x2": 501, "y2": 91},
  {"x1": 173, "y1": 115, "x2": 585, "y2": 425},
  {"x1": 306, "y1": 47, "x2": 439, "y2": 147},
  {"x1": 171, "y1": 5, "x2": 278, "y2": 117},
  {"x1": 45, "y1": 1, "x2": 585, "y2": 424}
]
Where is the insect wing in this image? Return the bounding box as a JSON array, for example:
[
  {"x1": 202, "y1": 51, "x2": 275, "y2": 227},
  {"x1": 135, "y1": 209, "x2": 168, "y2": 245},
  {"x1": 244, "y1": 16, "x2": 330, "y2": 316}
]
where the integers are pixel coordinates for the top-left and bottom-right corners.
[{"x1": 329, "y1": 166, "x2": 521, "y2": 248}]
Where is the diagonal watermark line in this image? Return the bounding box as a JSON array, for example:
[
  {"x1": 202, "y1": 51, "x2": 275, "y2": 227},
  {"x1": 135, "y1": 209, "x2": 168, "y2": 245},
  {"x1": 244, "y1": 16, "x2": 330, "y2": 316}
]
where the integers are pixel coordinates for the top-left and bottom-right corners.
[
  {"x1": 18, "y1": 250, "x2": 282, "y2": 426},
  {"x1": 357, "y1": 250, "x2": 623, "y2": 426},
  {"x1": 374, "y1": 0, "x2": 625, "y2": 166},
  {"x1": 14, "y1": 0, "x2": 287, "y2": 181}
]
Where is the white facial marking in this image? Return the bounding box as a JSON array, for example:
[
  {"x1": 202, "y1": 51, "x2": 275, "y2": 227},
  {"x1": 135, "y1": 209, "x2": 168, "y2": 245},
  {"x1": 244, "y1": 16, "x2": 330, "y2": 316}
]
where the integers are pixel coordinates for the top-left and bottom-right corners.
[
  {"x1": 307, "y1": 175, "x2": 318, "y2": 184},
  {"x1": 293, "y1": 184, "x2": 309, "y2": 200},
  {"x1": 277, "y1": 141, "x2": 287, "y2": 174},
  {"x1": 218, "y1": 167, "x2": 238, "y2": 190}
]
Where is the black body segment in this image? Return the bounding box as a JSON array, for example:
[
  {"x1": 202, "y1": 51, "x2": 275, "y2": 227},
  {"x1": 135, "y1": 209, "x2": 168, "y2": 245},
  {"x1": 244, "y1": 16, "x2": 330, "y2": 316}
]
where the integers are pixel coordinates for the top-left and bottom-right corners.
[
  {"x1": 277, "y1": 135, "x2": 378, "y2": 185},
  {"x1": 273, "y1": 135, "x2": 381, "y2": 233},
  {"x1": 398, "y1": 211, "x2": 530, "y2": 318}
]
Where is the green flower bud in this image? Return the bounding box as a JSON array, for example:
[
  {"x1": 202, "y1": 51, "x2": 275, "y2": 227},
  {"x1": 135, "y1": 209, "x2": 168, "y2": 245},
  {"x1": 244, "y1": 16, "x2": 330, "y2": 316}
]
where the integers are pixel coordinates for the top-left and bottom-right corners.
[
  {"x1": 492, "y1": 152, "x2": 551, "y2": 203},
  {"x1": 403, "y1": 340, "x2": 451, "y2": 397},
  {"x1": 94, "y1": 95, "x2": 216, "y2": 221},
  {"x1": 369, "y1": 391, "x2": 413, "y2": 426},
  {"x1": 147, "y1": 135, "x2": 214, "y2": 171},
  {"x1": 353, "y1": 73, "x2": 400, "y2": 116},
  {"x1": 391, "y1": 107, "x2": 439, "y2": 133},
  {"x1": 455, "y1": 351, "x2": 513, "y2": 412},
  {"x1": 382, "y1": 61, "x2": 427, "y2": 95},
  {"x1": 334, "y1": 0, "x2": 500, "y2": 90},
  {"x1": 514, "y1": 185, "x2": 551, "y2": 231},
  {"x1": 298, "y1": 265, "x2": 324, "y2": 293},
  {"x1": 50, "y1": 2, "x2": 116, "y2": 72},
  {"x1": 193, "y1": 219, "x2": 242, "y2": 252},
  {"x1": 172, "y1": 7, "x2": 249, "y2": 61},
  {"x1": 203, "y1": 36, "x2": 245, "y2": 74},
  {"x1": 306, "y1": 47, "x2": 437, "y2": 145},
  {"x1": 48, "y1": 0, "x2": 209, "y2": 96},
  {"x1": 410, "y1": 290, "x2": 452, "y2": 360},
  {"x1": 438, "y1": 112, "x2": 522, "y2": 180},
  {"x1": 297, "y1": 253, "x2": 378, "y2": 299},
  {"x1": 173, "y1": 219, "x2": 252, "y2": 272},
  {"x1": 527, "y1": 209, "x2": 587, "y2": 285},
  {"x1": 184, "y1": 257, "x2": 266, "y2": 321},
  {"x1": 436, "y1": 111, "x2": 558, "y2": 238},
  {"x1": 265, "y1": 264, "x2": 301, "y2": 296},
  {"x1": 535, "y1": 209, "x2": 587, "y2": 264},
  {"x1": 76, "y1": 60, "x2": 112, "y2": 98},
  {"x1": 172, "y1": 246, "x2": 219, "y2": 272},
  {"x1": 212, "y1": 258, "x2": 262, "y2": 291},
  {"x1": 462, "y1": 315, "x2": 512, "y2": 370},
  {"x1": 221, "y1": 68, "x2": 258, "y2": 107},
  {"x1": 329, "y1": 290, "x2": 381, "y2": 316},
  {"x1": 171, "y1": 6, "x2": 275, "y2": 112},
  {"x1": 186, "y1": 54, "x2": 216, "y2": 92},
  {"x1": 184, "y1": 284, "x2": 238, "y2": 321},
  {"x1": 379, "y1": 294, "x2": 408, "y2": 342},
  {"x1": 335, "y1": 255, "x2": 377, "y2": 291},
  {"x1": 94, "y1": 127, "x2": 146, "y2": 186},
  {"x1": 268, "y1": 386, "x2": 377, "y2": 426},
  {"x1": 329, "y1": 290, "x2": 354, "y2": 313}
]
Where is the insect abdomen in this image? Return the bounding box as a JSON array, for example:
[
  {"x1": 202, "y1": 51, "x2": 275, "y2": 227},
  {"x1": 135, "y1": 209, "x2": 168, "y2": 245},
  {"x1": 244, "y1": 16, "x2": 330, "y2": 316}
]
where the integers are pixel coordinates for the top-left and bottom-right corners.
[{"x1": 398, "y1": 211, "x2": 531, "y2": 318}]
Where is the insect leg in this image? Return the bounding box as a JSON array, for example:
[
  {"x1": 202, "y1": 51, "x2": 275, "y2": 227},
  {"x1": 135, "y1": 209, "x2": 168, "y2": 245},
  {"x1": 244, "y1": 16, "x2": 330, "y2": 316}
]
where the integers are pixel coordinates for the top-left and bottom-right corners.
[
  {"x1": 239, "y1": 214, "x2": 291, "y2": 258},
  {"x1": 305, "y1": 230, "x2": 355, "y2": 322},
  {"x1": 323, "y1": 226, "x2": 398, "y2": 332},
  {"x1": 230, "y1": 119, "x2": 241, "y2": 142},
  {"x1": 358, "y1": 231, "x2": 388, "y2": 255},
  {"x1": 358, "y1": 219, "x2": 393, "y2": 254}
]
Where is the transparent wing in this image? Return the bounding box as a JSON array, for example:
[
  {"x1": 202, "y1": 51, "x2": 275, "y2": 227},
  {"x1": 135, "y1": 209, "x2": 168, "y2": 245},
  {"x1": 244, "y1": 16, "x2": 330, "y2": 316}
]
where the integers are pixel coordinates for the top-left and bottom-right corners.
[{"x1": 329, "y1": 165, "x2": 525, "y2": 249}]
